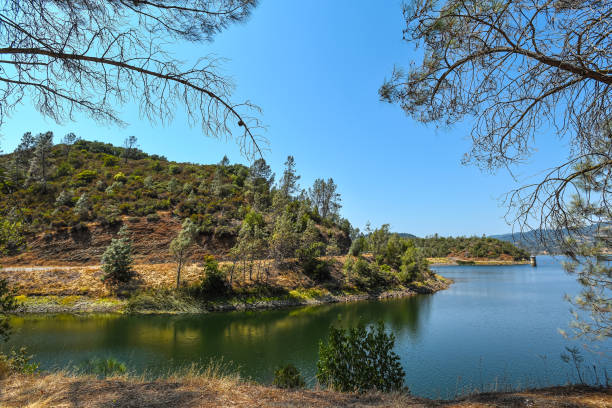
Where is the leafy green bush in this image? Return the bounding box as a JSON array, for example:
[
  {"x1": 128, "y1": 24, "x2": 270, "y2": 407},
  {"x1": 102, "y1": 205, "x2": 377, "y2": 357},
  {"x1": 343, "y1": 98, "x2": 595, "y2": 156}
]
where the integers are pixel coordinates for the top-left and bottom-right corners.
[
  {"x1": 274, "y1": 363, "x2": 305, "y2": 389},
  {"x1": 297, "y1": 242, "x2": 330, "y2": 282},
  {"x1": 102, "y1": 154, "x2": 119, "y2": 167},
  {"x1": 54, "y1": 161, "x2": 74, "y2": 178},
  {"x1": 0, "y1": 348, "x2": 38, "y2": 379},
  {"x1": 344, "y1": 257, "x2": 390, "y2": 290},
  {"x1": 113, "y1": 172, "x2": 127, "y2": 182},
  {"x1": 77, "y1": 357, "x2": 126, "y2": 378},
  {"x1": 101, "y1": 226, "x2": 134, "y2": 283},
  {"x1": 349, "y1": 236, "x2": 367, "y2": 256},
  {"x1": 169, "y1": 164, "x2": 182, "y2": 174},
  {"x1": 317, "y1": 322, "x2": 405, "y2": 392},
  {"x1": 196, "y1": 256, "x2": 229, "y2": 298},
  {"x1": 73, "y1": 169, "x2": 97, "y2": 185}
]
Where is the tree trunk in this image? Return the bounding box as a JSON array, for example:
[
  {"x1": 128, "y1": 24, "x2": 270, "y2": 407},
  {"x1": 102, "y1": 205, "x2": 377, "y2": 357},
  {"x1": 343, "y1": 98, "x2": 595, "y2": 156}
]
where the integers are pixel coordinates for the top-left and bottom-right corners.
[{"x1": 176, "y1": 258, "x2": 182, "y2": 289}]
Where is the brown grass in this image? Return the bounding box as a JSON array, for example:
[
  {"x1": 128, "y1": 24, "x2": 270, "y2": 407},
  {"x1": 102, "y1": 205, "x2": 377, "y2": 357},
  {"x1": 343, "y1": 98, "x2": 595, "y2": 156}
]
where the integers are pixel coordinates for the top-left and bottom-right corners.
[
  {"x1": 0, "y1": 373, "x2": 609, "y2": 408},
  {"x1": 0, "y1": 260, "x2": 302, "y2": 297}
]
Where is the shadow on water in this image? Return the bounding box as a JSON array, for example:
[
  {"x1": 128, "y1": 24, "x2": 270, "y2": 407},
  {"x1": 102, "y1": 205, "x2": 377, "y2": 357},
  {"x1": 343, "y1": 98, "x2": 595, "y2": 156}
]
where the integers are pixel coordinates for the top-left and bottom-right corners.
[{"x1": 6, "y1": 293, "x2": 432, "y2": 385}]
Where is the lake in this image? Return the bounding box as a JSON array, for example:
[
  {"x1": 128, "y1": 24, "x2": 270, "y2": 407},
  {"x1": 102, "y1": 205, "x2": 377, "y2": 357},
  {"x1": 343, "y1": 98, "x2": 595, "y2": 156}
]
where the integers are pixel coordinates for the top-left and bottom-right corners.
[{"x1": 5, "y1": 256, "x2": 610, "y2": 398}]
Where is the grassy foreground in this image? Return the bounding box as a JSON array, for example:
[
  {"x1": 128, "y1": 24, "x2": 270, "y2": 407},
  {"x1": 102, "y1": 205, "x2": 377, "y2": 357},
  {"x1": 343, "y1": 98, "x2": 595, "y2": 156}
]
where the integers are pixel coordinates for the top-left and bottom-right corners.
[{"x1": 0, "y1": 372, "x2": 609, "y2": 407}]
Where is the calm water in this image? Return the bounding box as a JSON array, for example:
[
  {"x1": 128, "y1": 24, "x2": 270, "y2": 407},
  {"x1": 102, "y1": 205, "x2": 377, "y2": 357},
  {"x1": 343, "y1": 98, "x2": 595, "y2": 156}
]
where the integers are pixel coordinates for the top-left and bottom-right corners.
[{"x1": 5, "y1": 256, "x2": 611, "y2": 398}]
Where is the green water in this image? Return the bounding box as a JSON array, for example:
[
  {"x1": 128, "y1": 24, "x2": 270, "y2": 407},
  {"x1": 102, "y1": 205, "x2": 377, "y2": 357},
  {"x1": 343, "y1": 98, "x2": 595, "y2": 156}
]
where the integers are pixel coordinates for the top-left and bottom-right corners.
[{"x1": 5, "y1": 256, "x2": 611, "y2": 398}]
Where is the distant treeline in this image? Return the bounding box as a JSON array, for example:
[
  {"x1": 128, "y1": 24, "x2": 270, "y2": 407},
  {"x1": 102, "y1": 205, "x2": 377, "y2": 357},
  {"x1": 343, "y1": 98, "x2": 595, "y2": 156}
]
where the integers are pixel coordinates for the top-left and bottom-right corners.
[{"x1": 408, "y1": 234, "x2": 529, "y2": 260}]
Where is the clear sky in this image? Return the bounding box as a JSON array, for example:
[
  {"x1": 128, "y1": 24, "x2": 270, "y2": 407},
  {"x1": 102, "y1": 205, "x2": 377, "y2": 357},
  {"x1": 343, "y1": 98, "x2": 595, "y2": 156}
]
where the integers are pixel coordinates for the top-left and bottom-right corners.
[{"x1": 0, "y1": 0, "x2": 570, "y2": 237}]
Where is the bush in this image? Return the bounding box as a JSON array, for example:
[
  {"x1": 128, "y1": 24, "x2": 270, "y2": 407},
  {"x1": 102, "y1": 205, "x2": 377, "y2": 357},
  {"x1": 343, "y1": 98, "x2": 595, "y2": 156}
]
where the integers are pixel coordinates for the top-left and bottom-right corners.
[
  {"x1": 349, "y1": 236, "x2": 367, "y2": 256},
  {"x1": 344, "y1": 257, "x2": 390, "y2": 290},
  {"x1": 77, "y1": 357, "x2": 126, "y2": 378},
  {"x1": 54, "y1": 161, "x2": 74, "y2": 178},
  {"x1": 101, "y1": 226, "x2": 134, "y2": 283},
  {"x1": 317, "y1": 322, "x2": 405, "y2": 393},
  {"x1": 73, "y1": 169, "x2": 97, "y2": 185},
  {"x1": 196, "y1": 256, "x2": 229, "y2": 298},
  {"x1": 0, "y1": 348, "x2": 38, "y2": 379},
  {"x1": 113, "y1": 172, "x2": 127, "y2": 182},
  {"x1": 168, "y1": 164, "x2": 182, "y2": 174},
  {"x1": 296, "y1": 242, "x2": 330, "y2": 282},
  {"x1": 102, "y1": 154, "x2": 119, "y2": 167},
  {"x1": 274, "y1": 364, "x2": 305, "y2": 389}
]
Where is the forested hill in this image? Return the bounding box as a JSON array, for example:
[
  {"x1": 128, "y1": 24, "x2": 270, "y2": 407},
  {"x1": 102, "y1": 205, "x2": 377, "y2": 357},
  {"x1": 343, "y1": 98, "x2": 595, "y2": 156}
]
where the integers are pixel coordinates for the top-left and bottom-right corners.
[
  {"x1": 394, "y1": 231, "x2": 529, "y2": 260},
  {"x1": 0, "y1": 133, "x2": 351, "y2": 264},
  {"x1": 412, "y1": 235, "x2": 529, "y2": 260}
]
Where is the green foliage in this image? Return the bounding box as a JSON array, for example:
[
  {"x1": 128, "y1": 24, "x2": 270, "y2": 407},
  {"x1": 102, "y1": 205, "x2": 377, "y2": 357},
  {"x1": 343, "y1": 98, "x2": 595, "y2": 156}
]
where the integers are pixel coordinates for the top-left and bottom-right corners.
[
  {"x1": 77, "y1": 357, "x2": 126, "y2": 378},
  {"x1": 297, "y1": 242, "x2": 329, "y2": 282},
  {"x1": 196, "y1": 255, "x2": 229, "y2": 298},
  {"x1": 73, "y1": 169, "x2": 97, "y2": 185},
  {"x1": 170, "y1": 219, "x2": 199, "y2": 288},
  {"x1": 316, "y1": 322, "x2": 405, "y2": 392},
  {"x1": 273, "y1": 363, "x2": 305, "y2": 389},
  {"x1": 168, "y1": 164, "x2": 182, "y2": 174},
  {"x1": 399, "y1": 246, "x2": 429, "y2": 284},
  {"x1": 349, "y1": 236, "x2": 367, "y2": 256},
  {"x1": 0, "y1": 278, "x2": 17, "y2": 342},
  {"x1": 0, "y1": 348, "x2": 38, "y2": 379},
  {"x1": 101, "y1": 226, "x2": 134, "y2": 283},
  {"x1": 54, "y1": 161, "x2": 74, "y2": 178},
  {"x1": 102, "y1": 154, "x2": 119, "y2": 167},
  {"x1": 113, "y1": 172, "x2": 127, "y2": 182},
  {"x1": 343, "y1": 257, "x2": 390, "y2": 290},
  {"x1": 0, "y1": 217, "x2": 26, "y2": 256}
]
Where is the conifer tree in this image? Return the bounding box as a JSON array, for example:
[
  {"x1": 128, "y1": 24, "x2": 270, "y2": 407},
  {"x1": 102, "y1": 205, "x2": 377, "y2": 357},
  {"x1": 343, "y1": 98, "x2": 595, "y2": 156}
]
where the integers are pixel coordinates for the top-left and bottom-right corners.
[{"x1": 101, "y1": 226, "x2": 134, "y2": 283}]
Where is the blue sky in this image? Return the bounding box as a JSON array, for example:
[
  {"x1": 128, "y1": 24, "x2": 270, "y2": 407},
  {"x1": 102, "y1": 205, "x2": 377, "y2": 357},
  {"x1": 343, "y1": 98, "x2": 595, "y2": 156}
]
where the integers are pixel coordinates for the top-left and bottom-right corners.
[{"x1": 0, "y1": 0, "x2": 570, "y2": 236}]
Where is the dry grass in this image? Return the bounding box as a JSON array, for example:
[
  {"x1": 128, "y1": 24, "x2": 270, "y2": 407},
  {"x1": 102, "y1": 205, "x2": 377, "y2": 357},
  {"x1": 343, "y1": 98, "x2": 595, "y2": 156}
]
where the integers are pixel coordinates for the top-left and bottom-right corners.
[
  {"x1": 0, "y1": 260, "x2": 311, "y2": 297},
  {"x1": 0, "y1": 373, "x2": 609, "y2": 408}
]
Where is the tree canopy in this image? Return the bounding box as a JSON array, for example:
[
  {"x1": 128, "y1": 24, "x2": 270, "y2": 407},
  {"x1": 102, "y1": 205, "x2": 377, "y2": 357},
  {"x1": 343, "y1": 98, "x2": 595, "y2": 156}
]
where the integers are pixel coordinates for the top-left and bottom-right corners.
[{"x1": 0, "y1": 0, "x2": 263, "y2": 156}]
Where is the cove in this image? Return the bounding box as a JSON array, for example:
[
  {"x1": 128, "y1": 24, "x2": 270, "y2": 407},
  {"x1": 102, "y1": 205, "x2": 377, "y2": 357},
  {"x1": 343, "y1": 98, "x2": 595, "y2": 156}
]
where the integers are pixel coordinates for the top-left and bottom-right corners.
[{"x1": 5, "y1": 256, "x2": 610, "y2": 398}]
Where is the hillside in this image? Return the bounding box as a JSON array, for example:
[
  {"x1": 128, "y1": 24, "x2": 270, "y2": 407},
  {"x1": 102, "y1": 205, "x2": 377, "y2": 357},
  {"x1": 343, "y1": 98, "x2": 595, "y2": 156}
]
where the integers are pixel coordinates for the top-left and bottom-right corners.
[{"x1": 0, "y1": 137, "x2": 351, "y2": 264}]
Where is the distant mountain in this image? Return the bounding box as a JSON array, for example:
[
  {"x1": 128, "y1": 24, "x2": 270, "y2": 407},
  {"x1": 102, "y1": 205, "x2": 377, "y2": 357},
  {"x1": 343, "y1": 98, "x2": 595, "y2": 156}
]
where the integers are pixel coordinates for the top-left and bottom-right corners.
[
  {"x1": 490, "y1": 224, "x2": 610, "y2": 254},
  {"x1": 396, "y1": 233, "x2": 418, "y2": 239}
]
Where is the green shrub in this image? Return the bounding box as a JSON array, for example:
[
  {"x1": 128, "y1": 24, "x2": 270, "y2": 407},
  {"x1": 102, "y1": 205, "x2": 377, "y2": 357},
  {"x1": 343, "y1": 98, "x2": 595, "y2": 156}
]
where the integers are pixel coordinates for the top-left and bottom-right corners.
[
  {"x1": 101, "y1": 226, "x2": 134, "y2": 283},
  {"x1": 274, "y1": 364, "x2": 305, "y2": 389},
  {"x1": 344, "y1": 257, "x2": 389, "y2": 290},
  {"x1": 196, "y1": 256, "x2": 229, "y2": 298},
  {"x1": 297, "y1": 242, "x2": 330, "y2": 282},
  {"x1": 150, "y1": 160, "x2": 163, "y2": 171},
  {"x1": 168, "y1": 164, "x2": 182, "y2": 174},
  {"x1": 317, "y1": 322, "x2": 405, "y2": 393},
  {"x1": 54, "y1": 161, "x2": 74, "y2": 178},
  {"x1": 102, "y1": 154, "x2": 119, "y2": 167},
  {"x1": 113, "y1": 172, "x2": 127, "y2": 182},
  {"x1": 0, "y1": 348, "x2": 38, "y2": 379},
  {"x1": 77, "y1": 357, "x2": 126, "y2": 378},
  {"x1": 73, "y1": 169, "x2": 97, "y2": 185}
]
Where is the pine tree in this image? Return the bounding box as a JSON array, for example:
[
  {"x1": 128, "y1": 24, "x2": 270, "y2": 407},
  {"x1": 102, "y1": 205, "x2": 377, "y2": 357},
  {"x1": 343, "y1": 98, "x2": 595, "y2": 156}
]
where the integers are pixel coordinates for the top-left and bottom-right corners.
[
  {"x1": 101, "y1": 226, "x2": 134, "y2": 283},
  {"x1": 170, "y1": 219, "x2": 198, "y2": 289},
  {"x1": 27, "y1": 131, "x2": 54, "y2": 185},
  {"x1": 280, "y1": 155, "x2": 300, "y2": 198}
]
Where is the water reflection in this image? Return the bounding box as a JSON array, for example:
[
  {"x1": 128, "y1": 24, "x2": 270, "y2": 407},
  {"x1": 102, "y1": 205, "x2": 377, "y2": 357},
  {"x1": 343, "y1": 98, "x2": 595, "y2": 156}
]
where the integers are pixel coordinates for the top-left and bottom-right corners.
[{"x1": 5, "y1": 257, "x2": 610, "y2": 398}]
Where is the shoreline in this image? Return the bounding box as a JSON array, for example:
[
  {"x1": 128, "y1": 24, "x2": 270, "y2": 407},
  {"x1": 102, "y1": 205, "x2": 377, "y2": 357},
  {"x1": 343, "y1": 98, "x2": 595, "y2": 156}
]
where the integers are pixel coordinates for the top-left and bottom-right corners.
[
  {"x1": 427, "y1": 257, "x2": 530, "y2": 267},
  {"x1": 12, "y1": 275, "x2": 452, "y2": 315}
]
